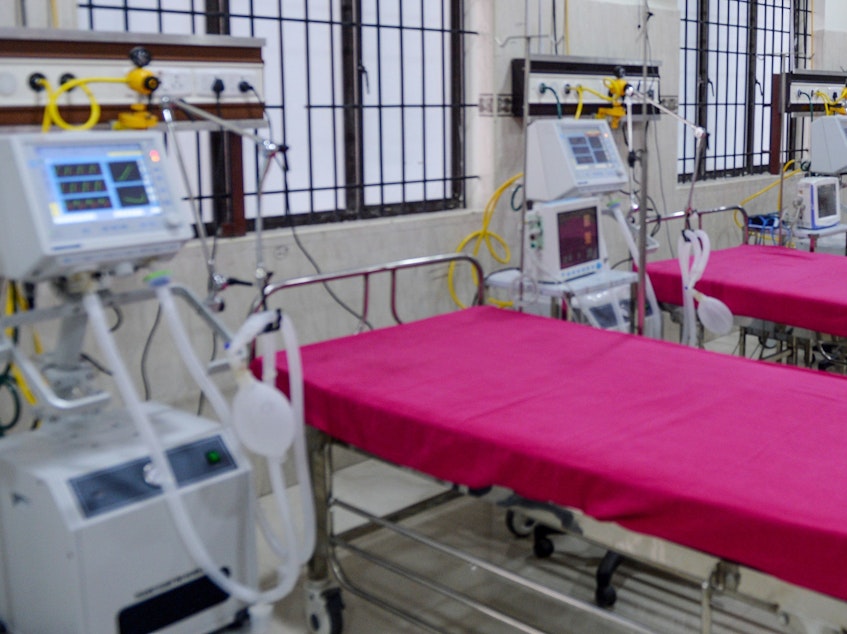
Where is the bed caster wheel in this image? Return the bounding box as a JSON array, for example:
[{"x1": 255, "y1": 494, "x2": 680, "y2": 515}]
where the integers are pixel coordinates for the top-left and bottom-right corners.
[
  {"x1": 595, "y1": 550, "x2": 623, "y2": 608},
  {"x1": 225, "y1": 607, "x2": 250, "y2": 630},
  {"x1": 532, "y1": 525, "x2": 557, "y2": 559},
  {"x1": 306, "y1": 582, "x2": 344, "y2": 634},
  {"x1": 595, "y1": 584, "x2": 617, "y2": 608},
  {"x1": 506, "y1": 510, "x2": 536, "y2": 538}
]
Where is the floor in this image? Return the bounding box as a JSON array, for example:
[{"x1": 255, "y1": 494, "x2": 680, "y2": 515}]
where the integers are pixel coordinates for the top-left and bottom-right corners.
[{"x1": 232, "y1": 327, "x2": 845, "y2": 634}]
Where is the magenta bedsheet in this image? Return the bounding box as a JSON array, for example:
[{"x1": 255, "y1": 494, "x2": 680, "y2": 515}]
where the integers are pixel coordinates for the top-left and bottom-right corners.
[
  {"x1": 646, "y1": 244, "x2": 847, "y2": 336},
  {"x1": 265, "y1": 306, "x2": 847, "y2": 602}
]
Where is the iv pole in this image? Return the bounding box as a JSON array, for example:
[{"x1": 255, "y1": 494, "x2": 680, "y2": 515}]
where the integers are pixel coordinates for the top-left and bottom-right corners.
[
  {"x1": 635, "y1": 0, "x2": 650, "y2": 336},
  {"x1": 632, "y1": 1, "x2": 707, "y2": 336}
]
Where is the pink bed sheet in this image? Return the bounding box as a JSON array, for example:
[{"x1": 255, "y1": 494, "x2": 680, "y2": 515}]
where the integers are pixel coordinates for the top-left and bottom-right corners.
[
  {"x1": 263, "y1": 306, "x2": 847, "y2": 602},
  {"x1": 646, "y1": 244, "x2": 847, "y2": 336}
]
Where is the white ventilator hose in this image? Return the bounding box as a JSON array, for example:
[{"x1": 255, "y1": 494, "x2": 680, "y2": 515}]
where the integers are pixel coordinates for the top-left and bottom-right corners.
[
  {"x1": 678, "y1": 232, "x2": 698, "y2": 347},
  {"x1": 155, "y1": 282, "x2": 311, "y2": 567},
  {"x1": 678, "y1": 229, "x2": 733, "y2": 346},
  {"x1": 83, "y1": 290, "x2": 299, "y2": 605},
  {"x1": 226, "y1": 310, "x2": 316, "y2": 565},
  {"x1": 257, "y1": 317, "x2": 316, "y2": 563},
  {"x1": 154, "y1": 281, "x2": 232, "y2": 423}
]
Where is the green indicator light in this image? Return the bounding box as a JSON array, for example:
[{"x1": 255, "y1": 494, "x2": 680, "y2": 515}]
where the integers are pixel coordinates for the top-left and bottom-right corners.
[{"x1": 205, "y1": 450, "x2": 222, "y2": 465}]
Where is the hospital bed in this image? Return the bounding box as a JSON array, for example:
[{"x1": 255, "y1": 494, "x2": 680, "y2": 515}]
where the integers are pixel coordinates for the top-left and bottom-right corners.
[
  {"x1": 645, "y1": 242, "x2": 847, "y2": 364},
  {"x1": 646, "y1": 243, "x2": 847, "y2": 338},
  {"x1": 257, "y1": 255, "x2": 847, "y2": 633}
]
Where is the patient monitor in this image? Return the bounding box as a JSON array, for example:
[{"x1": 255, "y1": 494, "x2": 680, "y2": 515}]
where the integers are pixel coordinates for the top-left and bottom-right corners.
[
  {"x1": 796, "y1": 176, "x2": 841, "y2": 229},
  {"x1": 525, "y1": 197, "x2": 604, "y2": 284},
  {"x1": 0, "y1": 131, "x2": 192, "y2": 281}
]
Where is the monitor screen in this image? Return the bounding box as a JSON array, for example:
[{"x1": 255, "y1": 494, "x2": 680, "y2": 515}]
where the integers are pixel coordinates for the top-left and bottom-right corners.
[
  {"x1": 525, "y1": 118, "x2": 627, "y2": 202},
  {"x1": 0, "y1": 131, "x2": 192, "y2": 281},
  {"x1": 557, "y1": 206, "x2": 600, "y2": 270},
  {"x1": 525, "y1": 197, "x2": 605, "y2": 284},
  {"x1": 38, "y1": 142, "x2": 165, "y2": 226},
  {"x1": 566, "y1": 130, "x2": 611, "y2": 167},
  {"x1": 817, "y1": 181, "x2": 838, "y2": 220}
]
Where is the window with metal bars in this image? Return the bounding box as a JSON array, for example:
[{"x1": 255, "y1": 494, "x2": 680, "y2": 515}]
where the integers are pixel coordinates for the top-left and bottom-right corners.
[
  {"x1": 677, "y1": 0, "x2": 810, "y2": 182},
  {"x1": 77, "y1": 0, "x2": 468, "y2": 231}
]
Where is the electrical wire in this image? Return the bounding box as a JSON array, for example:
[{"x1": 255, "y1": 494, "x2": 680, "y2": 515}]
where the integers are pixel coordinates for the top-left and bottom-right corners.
[
  {"x1": 272, "y1": 153, "x2": 374, "y2": 330},
  {"x1": 448, "y1": 174, "x2": 522, "y2": 309}
]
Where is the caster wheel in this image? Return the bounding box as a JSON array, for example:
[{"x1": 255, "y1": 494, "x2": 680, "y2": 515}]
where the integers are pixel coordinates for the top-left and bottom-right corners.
[
  {"x1": 532, "y1": 526, "x2": 556, "y2": 559},
  {"x1": 533, "y1": 535, "x2": 554, "y2": 558},
  {"x1": 225, "y1": 607, "x2": 250, "y2": 630},
  {"x1": 506, "y1": 510, "x2": 536, "y2": 538},
  {"x1": 595, "y1": 584, "x2": 617, "y2": 608},
  {"x1": 307, "y1": 585, "x2": 344, "y2": 634}
]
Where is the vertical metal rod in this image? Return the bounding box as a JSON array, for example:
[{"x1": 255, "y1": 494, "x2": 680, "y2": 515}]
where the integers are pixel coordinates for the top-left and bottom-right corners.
[
  {"x1": 17, "y1": 0, "x2": 27, "y2": 27},
  {"x1": 307, "y1": 428, "x2": 333, "y2": 582},
  {"x1": 342, "y1": 0, "x2": 364, "y2": 217},
  {"x1": 700, "y1": 579, "x2": 713, "y2": 634},
  {"x1": 519, "y1": 0, "x2": 532, "y2": 307},
  {"x1": 420, "y1": 0, "x2": 428, "y2": 204},
  {"x1": 376, "y1": 0, "x2": 386, "y2": 209},
  {"x1": 328, "y1": 0, "x2": 343, "y2": 214},
  {"x1": 399, "y1": 1, "x2": 408, "y2": 213},
  {"x1": 450, "y1": 0, "x2": 466, "y2": 206},
  {"x1": 744, "y1": 1, "x2": 759, "y2": 174},
  {"x1": 777, "y1": 54, "x2": 787, "y2": 246},
  {"x1": 303, "y1": 0, "x2": 317, "y2": 221},
  {"x1": 636, "y1": 0, "x2": 650, "y2": 336}
]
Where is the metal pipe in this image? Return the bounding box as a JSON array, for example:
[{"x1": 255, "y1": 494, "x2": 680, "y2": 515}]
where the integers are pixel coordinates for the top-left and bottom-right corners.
[
  {"x1": 636, "y1": 0, "x2": 651, "y2": 336},
  {"x1": 332, "y1": 497, "x2": 657, "y2": 634},
  {"x1": 256, "y1": 253, "x2": 485, "y2": 318}
]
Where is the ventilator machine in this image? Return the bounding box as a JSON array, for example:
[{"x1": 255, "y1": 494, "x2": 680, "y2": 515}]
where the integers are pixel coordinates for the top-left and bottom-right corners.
[{"x1": 0, "y1": 130, "x2": 313, "y2": 634}]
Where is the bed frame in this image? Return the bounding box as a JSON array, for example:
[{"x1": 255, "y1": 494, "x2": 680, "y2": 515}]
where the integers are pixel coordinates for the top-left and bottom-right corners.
[{"x1": 258, "y1": 253, "x2": 847, "y2": 634}]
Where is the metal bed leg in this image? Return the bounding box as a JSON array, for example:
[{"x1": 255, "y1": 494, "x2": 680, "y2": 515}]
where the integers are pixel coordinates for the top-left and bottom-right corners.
[
  {"x1": 305, "y1": 428, "x2": 344, "y2": 634},
  {"x1": 700, "y1": 578, "x2": 713, "y2": 634}
]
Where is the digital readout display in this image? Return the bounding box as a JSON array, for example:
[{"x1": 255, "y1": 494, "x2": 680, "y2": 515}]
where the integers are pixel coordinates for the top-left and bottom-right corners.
[
  {"x1": 52, "y1": 158, "x2": 150, "y2": 214},
  {"x1": 54, "y1": 163, "x2": 102, "y2": 178}
]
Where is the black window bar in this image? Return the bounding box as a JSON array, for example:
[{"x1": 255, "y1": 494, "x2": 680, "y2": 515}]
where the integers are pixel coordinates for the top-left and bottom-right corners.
[
  {"x1": 678, "y1": 0, "x2": 810, "y2": 183},
  {"x1": 77, "y1": 0, "x2": 471, "y2": 232}
]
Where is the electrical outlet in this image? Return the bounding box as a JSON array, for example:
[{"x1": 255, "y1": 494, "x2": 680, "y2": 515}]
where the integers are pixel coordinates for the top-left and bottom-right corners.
[
  {"x1": 196, "y1": 69, "x2": 262, "y2": 99},
  {"x1": 153, "y1": 66, "x2": 193, "y2": 97},
  {"x1": 790, "y1": 82, "x2": 847, "y2": 104}
]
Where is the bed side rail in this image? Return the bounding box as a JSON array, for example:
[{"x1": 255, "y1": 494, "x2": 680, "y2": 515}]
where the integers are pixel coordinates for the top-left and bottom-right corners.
[
  {"x1": 255, "y1": 253, "x2": 485, "y2": 327},
  {"x1": 647, "y1": 206, "x2": 750, "y2": 245}
]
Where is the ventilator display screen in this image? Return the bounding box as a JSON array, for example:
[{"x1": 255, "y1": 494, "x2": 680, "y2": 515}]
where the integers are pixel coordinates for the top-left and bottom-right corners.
[{"x1": 39, "y1": 143, "x2": 162, "y2": 223}]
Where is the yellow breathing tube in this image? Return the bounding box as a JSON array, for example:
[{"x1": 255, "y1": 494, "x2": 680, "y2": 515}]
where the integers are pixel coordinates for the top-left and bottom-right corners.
[{"x1": 448, "y1": 174, "x2": 522, "y2": 309}]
